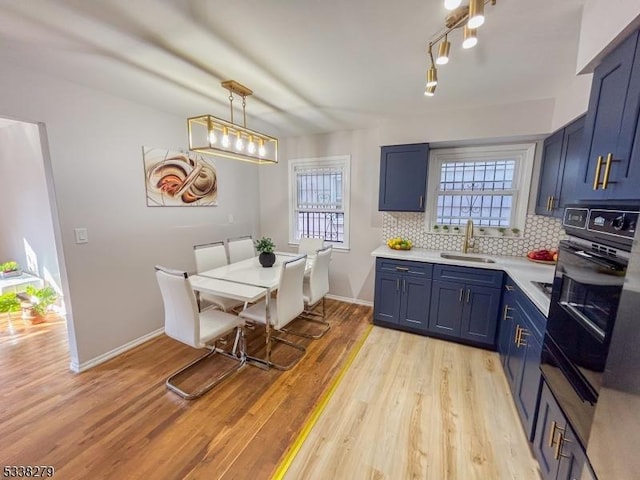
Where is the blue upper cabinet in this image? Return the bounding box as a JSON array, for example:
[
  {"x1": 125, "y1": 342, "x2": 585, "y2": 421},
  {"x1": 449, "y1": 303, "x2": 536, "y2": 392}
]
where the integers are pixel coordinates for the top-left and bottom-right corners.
[
  {"x1": 378, "y1": 143, "x2": 429, "y2": 211},
  {"x1": 575, "y1": 30, "x2": 640, "y2": 201},
  {"x1": 536, "y1": 116, "x2": 585, "y2": 217}
]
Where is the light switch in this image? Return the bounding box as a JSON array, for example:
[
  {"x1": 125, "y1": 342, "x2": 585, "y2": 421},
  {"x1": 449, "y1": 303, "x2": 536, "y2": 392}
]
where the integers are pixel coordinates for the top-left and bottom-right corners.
[{"x1": 74, "y1": 227, "x2": 88, "y2": 244}]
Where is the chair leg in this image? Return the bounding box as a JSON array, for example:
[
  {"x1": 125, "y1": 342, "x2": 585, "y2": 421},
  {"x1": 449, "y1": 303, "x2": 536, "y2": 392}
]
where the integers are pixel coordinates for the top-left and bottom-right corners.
[
  {"x1": 246, "y1": 328, "x2": 306, "y2": 371},
  {"x1": 166, "y1": 327, "x2": 246, "y2": 400},
  {"x1": 282, "y1": 297, "x2": 330, "y2": 339}
]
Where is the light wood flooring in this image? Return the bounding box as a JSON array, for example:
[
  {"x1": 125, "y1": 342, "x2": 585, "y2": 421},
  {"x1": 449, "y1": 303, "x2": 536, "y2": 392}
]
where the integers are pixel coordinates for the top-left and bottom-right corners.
[
  {"x1": 1, "y1": 305, "x2": 541, "y2": 480},
  {"x1": 284, "y1": 327, "x2": 542, "y2": 480}
]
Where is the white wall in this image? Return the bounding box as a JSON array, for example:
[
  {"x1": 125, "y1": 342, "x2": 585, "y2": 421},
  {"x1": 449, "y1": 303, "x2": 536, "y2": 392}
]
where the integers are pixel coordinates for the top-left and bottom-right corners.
[
  {"x1": 577, "y1": 0, "x2": 640, "y2": 73},
  {"x1": 261, "y1": 99, "x2": 557, "y2": 303},
  {"x1": 0, "y1": 122, "x2": 60, "y2": 288},
  {"x1": 0, "y1": 63, "x2": 260, "y2": 369},
  {"x1": 550, "y1": 74, "x2": 593, "y2": 131}
]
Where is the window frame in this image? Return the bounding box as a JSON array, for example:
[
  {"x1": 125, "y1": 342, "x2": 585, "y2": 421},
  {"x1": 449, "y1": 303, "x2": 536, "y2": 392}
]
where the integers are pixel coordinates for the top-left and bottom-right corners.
[
  {"x1": 288, "y1": 155, "x2": 351, "y2": 250},
  {"x1": 425, "y1": 143, "x2": 536, "y2": 232}
]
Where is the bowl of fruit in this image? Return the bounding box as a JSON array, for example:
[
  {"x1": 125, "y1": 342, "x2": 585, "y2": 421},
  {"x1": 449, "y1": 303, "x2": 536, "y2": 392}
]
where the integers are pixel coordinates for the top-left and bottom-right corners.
[
  {"x1": 526, "y1": 248, "x2": 558, "y2": 264},
  {"x1": 387, "y1": 237, "x2": 413, "y2": 250}
]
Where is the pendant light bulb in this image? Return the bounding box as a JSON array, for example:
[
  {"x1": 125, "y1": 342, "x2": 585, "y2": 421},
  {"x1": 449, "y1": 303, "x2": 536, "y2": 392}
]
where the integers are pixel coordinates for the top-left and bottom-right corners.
[
  {"x1": 424, "y1": 85, "x2": 436, "y2": 97},
  {"x1": 426, "y1": 66, "x2": 438, "y2": 88},
  {"x1": 436, "y1": 38, "x2": 451, "y2": 65},
  {"x1": 468, "y1": 0, "x2": 485, "y2": 29},
  {"x1": 208, "y1": 128, "x2": 217, "y2": 145},
  {"x1": 258, "y1": 138, "x2": 266, "y2": 157},
  {"x1": 235, "y1": 131, "x2": 244, "y2": 151},
  {"x1": 462, "y1": 25, "x2": 478, "y2": 49},
  {"x1": 247, "y1": 135, "x2": 256, "y2": 154},
  {"x1": 444, "y1": 0, "x2": 462, "y2": 11},
  {"x1": 221, "y1": 127, "x2": 230, "y2": 147}
]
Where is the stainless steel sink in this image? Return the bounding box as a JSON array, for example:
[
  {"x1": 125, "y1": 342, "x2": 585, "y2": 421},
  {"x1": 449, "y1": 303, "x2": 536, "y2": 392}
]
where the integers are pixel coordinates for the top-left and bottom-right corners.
[{"x1": 440, "y1": 252, "x2": 496, "y2": 263}]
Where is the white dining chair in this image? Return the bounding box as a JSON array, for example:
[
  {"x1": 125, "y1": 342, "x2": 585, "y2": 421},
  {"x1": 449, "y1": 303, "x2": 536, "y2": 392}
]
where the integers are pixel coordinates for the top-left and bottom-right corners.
[
  {"x1": 298, "y1": 237, "x2": 324, "y2": 256},
  {"x1": 227, "y1": 236, "x2": 256, "y2": 264},
  {"x1": 239, "y1": 255, "x2": 307, "y2": 370},
  {"x1": 155, "y1": 265, "x2": 246, "y2": 400},
  {"x1": 193, "y1": 242, "x2": 244, "y2": 312},
  {"x1": 282, "y1": 246, "x2": 332, "y2": 339}
]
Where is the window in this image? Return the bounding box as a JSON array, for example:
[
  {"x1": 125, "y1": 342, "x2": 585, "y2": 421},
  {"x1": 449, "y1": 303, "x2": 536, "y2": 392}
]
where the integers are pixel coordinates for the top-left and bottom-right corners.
[
  {"x1": 426, "y1": 144, "x2": 535, "y2": 230},
  {"x1": 289, "y1": 156, "x2": 350, "y2": 249}
]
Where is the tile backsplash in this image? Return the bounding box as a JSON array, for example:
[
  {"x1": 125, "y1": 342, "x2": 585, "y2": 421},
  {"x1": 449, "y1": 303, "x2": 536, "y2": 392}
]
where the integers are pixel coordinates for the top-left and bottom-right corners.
[{"x1": 382, "y1": 213, "x2": 567, "y2": 257}]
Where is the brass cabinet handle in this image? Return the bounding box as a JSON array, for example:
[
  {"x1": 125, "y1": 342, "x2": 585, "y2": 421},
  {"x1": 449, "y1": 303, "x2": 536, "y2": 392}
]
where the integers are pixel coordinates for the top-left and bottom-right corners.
[
  {"x1": 546, "y1": 196, "x2": 552, "y2": 211},
  {"x1": 505, "y1": 285, "x2": 514, "y2": 292},
  {"x1": 503, "y1": 304, "x2": 513, "y2": 321},
  {"x1": 514, "y1": 325, "x2": 521, "y2": 345},
  {"x1": 466, "y1": 289, "x2": 470, "y2": 303},
  {"x1": 548, "y1": 421, "x2": 558, "y2": 447},
  {"x1": 549, "y1": 195, "x2": 555, "y2": 211},
  {"x1": 396, "y1": 279, "x2": 400, "y2": 291},
  {"x1": 419, "y1": 195, "x2": 424, "y2": 208},
  {"x1": 517, "y1": 327, "x2": 529, "y2": 348},
  {"x1": 402, "y1": 279, "x2": 406, "y2": 293},
  {"x1": 554, "y1": 432, "x2": 571, "y2": 460},
  {"x1": 395, "y1": 266, "x2": 409, "y2": 272},
  {"x1": 459, "y1": 288, "x2": 464, "y2": 302},
  {"x1": 602, "y1": 152, "x2": 614, "y2": 189},
  {"x1": 593, "y1": 155, "x2": 603, "y2": 190}
]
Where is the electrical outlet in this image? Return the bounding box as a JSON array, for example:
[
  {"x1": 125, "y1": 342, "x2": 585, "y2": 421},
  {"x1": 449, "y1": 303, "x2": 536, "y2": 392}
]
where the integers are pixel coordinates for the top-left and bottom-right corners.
[{"x1": 74, "y1": 228, "x2": 88, "y2": 244}]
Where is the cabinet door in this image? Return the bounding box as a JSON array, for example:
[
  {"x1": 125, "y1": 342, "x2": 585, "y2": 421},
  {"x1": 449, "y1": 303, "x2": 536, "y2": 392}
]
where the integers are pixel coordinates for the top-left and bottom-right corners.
[
  {"x1": 399, "y1": 276, "x2": 431, "y2": 331},
  {"x1": 428, "y1": 280, "x2": 464, "y2": 337},
  {"x1": 556, "y1": 423, "x2": 595, "y2": 480},
  {"x1": 378, "y1": 143, "x2": 428, "y2": 211},
  {"x1": 460, "y1": 285, "x2": 501, "y2": 346},
  {"x1": 536, "y1": 129, "x2": 564, "y2": 216},
  {"x1": 503, "y1": 305, "x2": 525, "y2": 392},
  {"x1": 555, "y1": 116, "x2": 585, "y2": 213},
  {"x1": 514, "y1": 328, "x2": 542, "y2": 440},
  {"x1": 534, "y1": 383, "x2": 565, "y2": 480},
  {"x1": 373, "y1": 271, "x2": 401, "y2": 324},
  {"x1": 576, "y1": 30, "x2": 640, "y2": 200},
  {"x1": 498, "y1": 284, "x2": 516, "y2": 365}
]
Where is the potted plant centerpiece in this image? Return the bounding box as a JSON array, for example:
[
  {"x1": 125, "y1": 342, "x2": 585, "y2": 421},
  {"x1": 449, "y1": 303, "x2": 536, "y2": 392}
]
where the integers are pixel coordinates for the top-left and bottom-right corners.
[
  {"x1": 255, "y1": 237, "x2": 276, "y2": 268},
  {"x1": 0, "y1": 292, "x2": 21, "y2": 317},
  {"x1": 0, "y1": 261, "x2": 22, "y2": 278}
]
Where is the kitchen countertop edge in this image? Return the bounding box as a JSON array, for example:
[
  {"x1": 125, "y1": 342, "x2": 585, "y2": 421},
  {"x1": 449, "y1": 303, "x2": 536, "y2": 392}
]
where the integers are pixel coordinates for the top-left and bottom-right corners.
[{"x1": 371, "y1": 246, "x2": 554, "y2": 316}]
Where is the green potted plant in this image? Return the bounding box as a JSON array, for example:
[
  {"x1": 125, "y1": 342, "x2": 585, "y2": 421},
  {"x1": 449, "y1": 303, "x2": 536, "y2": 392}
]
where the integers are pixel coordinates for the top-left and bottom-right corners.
[
  {"x1": 442, "y1": 225, "x2": 449, "y2": 234},
  {"x1": 24, "y1": 285, "x2": 57, "y2": 323},
  {"x1": 0, "y1": 292, "x2": 21, "y2": 316},
  {"x1": 0, "y1": 261, "x2": 22, "y2": 278},
  {"x1": 432, "y1": 225, "x2": 440, "y2": 233},
  {"x1": 452, "y1": 226, "x2": 460, "y2": 234},
  {"x1": 511, "y1": 228, "x2": 520, "y2": 236},
  {"x1": 497, "y1": 227, "x2": 506, "y2": 236},
  {"x1": 478, "y1": 227, "x2": 486, "y2": 235},
  {"x1": 255, "y1": 237, "x2": 276, "y2": 268}
]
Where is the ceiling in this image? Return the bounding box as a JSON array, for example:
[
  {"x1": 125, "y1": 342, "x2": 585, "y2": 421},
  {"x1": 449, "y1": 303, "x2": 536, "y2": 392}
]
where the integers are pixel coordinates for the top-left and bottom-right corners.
[{"x1": 0, "y1": 0, "x2": 586, "y2": 137}]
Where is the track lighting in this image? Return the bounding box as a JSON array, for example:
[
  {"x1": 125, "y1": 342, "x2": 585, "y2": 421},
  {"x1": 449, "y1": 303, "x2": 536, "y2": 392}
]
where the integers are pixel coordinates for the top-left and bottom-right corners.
[
  {"x1": 468, "y1": 0, "x2": 485, "y2": 29},
  {"x1": 436, "y1": 36, "x2": 451, "y2": 65},
  {"x1": 462, "y1": 25, "x2": 478, "y2": 49},
  {"x1": 424, "y1": 1, "x2": 497, "y2": 97}
]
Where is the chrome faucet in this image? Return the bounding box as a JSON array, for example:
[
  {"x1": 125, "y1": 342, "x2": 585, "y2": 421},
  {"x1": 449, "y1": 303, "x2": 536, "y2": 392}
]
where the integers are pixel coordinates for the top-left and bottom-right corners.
[{"x1": 462, "y1": 219, "x2": 474, "y2": 254}]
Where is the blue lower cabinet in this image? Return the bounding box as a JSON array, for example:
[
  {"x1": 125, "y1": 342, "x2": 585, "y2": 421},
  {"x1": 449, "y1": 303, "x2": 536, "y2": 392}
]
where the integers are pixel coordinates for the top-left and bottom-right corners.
[
  {"x1": 373, "y1": 258, "x2": 432, "y2": 332},
  {"x1": 500, "y1": 281, "x2": 546, "y2": 441},
  {"x1": 533, "y1": 382, "x2": 596, "y2": 480},
  {"x1": 428, "y1": 278, "x2": 501, "y2": 347}
]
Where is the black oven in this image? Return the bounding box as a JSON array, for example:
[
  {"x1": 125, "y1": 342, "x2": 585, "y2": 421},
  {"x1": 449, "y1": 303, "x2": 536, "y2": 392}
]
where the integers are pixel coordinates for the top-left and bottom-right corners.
[{"x1": 541, "y1": 205, "x2": 637, "y2": 447}]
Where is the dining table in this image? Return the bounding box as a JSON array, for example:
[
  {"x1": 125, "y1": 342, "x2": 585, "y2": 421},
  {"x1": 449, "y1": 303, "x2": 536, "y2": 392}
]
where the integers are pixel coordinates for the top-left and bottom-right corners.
[{"x1": 189, "y1": 252, "x2": 312, "y2": 370}]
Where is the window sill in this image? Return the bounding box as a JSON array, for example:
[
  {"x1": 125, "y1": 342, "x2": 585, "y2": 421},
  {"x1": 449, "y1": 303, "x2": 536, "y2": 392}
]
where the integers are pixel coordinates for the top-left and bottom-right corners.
[{"x1": 288, "y1": 242, "x2": 350, "y2": 252}]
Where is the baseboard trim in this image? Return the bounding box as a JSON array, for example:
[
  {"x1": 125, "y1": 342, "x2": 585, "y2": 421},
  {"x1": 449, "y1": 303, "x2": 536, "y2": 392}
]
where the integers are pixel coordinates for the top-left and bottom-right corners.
[
  {"x1": 325, "y1": 294, "x2": 373, "y2": 307},
  {"x1": 69, "y1": 328, "x2": 164, "y2": 373}
]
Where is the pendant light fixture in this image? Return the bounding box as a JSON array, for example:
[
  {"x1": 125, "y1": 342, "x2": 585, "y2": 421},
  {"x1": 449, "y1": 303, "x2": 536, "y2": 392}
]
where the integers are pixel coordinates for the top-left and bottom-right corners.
[
  {"x1": 424, "y1": 0, "x2": 497, "y2": 97},
  {"x1": 187, "y1": 80, "x2": 278, "y2": 164}
]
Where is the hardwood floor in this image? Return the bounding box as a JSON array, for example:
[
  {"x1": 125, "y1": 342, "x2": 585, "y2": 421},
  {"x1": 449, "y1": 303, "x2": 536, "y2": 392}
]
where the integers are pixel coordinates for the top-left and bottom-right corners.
[
  {"x1": 283, "y1": 327, "x2": 541, "y2": 480},
  {"x1": 0, "y1": 300, "x2": 371, "y2": 480}
]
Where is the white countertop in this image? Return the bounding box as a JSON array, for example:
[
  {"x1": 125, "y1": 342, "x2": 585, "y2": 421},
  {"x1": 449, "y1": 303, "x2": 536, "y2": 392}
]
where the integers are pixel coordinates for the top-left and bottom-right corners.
[{"x1": 371, "y1": 246, "x2": 555, "y2": 316}]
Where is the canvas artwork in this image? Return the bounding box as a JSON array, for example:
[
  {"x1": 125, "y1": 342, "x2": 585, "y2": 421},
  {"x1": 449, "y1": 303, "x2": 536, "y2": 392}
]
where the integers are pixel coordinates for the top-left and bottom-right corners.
[{"x1": 143, "y1": 147, "x2": 218, "y2": 206}]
